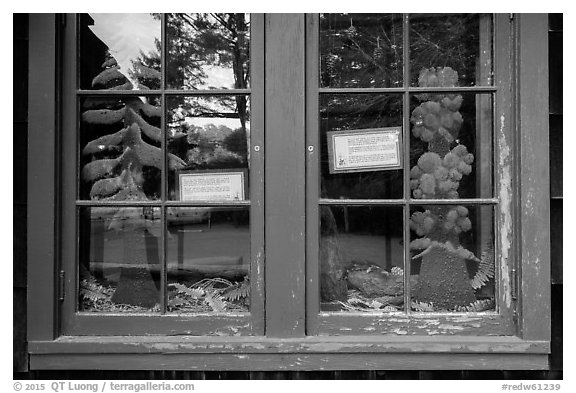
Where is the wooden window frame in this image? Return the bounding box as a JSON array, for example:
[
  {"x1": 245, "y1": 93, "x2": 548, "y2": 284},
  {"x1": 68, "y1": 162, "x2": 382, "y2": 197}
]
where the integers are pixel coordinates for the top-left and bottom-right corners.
[
  {"x1": 306, "y1": 14, "x2": 513, "y2": 336},
  {"x1": 27, "y1": 13, "x2": 551, "y2": 370},
  {"x1": 56, "y1": 13, "x2": 266, "y2": 337}
]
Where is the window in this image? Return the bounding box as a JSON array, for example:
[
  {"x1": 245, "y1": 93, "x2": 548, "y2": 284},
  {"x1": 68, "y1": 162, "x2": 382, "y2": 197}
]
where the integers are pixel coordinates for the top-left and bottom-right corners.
[
  {"x1": 58, "y1": 13, "x2": 264, "y2": 335},
  {"x1": 27, "y1": 13, "x2": 551, "y2": 370},
  {"x1": 306, "y1": 14, "x2": 511, "y2": 335}
]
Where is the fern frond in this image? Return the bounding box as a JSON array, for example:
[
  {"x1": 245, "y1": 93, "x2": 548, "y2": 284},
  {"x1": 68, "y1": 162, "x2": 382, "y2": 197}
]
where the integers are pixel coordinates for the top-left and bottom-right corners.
[
  {"x1": 369, "y1": 299, "x2": 384, "y2": 309},
  {"x1": 348, "y1": 297, "x2": 368, "y2": 306},
  {"x1": 205, "y1": 292, "x2": 227, "y2": 312},
  {"x1": 169, "y1": 282, "x2": 204, "y2": 299},
  {"x1": 411, "y1": 301, "x2": 435, "y2": 312},
  {"x1": 336, "y1": 301, "x2": 361, "y2": 312},
  {"x1": 454, "y1": 299, "x2": 495, "y2": 312},
  {"x1": 470, "y1": 244, "x2": 495, "y2": 289},
  {"x1": 337, "y1": 301, "x2": 370, "y2": 312},
  {"x1": 222, "y1": 278, "x2": 250, "y2": 301},
  {"x1": 193, "y1": 277, "x2": 234, "y2": 291},
  {"x1": 79, "y1": 279, "x2": 108, "y2": 302},
  {"x1": 80, "y1": 287, "x2": 107, "y2": 302}
]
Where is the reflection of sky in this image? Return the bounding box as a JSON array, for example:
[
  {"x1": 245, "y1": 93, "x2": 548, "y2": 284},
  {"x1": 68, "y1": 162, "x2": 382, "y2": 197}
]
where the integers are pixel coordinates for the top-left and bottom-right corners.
[
  {"x1": 183, "y1": 96, "x2": 249, "y2": 130},
  {"x1": 187, "y1": 13, "x2": 244, "y2": 89},
  {"x1": 203, "y1": 66, "x2": 235, "y2": 89},
  {"x1": 90, "y1": 13, "x2": 160, "y2": 88},
  {"x1": 89, "y1": 13, "x2": 236, "y2": 89},
  {"x1": 185, "y1": 117, "x2": 250, "y2": 130}
]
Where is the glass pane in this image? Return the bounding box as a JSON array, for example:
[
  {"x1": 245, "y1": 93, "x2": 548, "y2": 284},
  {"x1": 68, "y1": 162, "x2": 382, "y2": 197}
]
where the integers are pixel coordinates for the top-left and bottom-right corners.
[
  {"x1": 320, "y1": 206, "x2": 405, "y2": 312},
  {"x1": 167, "y1": 207, "x2": 250, "y2": 313},
  {"x1": 166, "y1": 13, "x2": 250, "y2": 90},
  {"x1": 79, "y1": 206, "x2": 161, "y2": 313},
  {"x1": 409, "y1": 205, "x2": 495, "y2": 312},
  {"x1": 409, "y1": 14, "x2": 493, "y2": 87},
  {"x1": 320, "y1": 94, "x2": 403, "y2": 199},
  {"x1": 167, "y1": 96, "x2": 250, "y2": 200},
  {"x1": 320, "y1": 13, "x2": 403, "y2": 88},
  {"x1": 79, "y1": 96, "x2": 168, "y2": 201},
  {"x1": 79, "y1": 13, "x2": 161, "y2": 90},
  {"x1": 409, "y1": 92, "x2": 493, "y2": 199}
]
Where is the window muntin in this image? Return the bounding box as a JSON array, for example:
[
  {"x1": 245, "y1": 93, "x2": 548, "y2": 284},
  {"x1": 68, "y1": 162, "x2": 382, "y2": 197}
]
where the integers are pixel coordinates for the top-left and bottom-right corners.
[
  {"x1": 67, "y1": 13, "x2": 262, "y2": 334},
  {"x1": 314, "y1": 14, "x2": 502, "y2": 325}
]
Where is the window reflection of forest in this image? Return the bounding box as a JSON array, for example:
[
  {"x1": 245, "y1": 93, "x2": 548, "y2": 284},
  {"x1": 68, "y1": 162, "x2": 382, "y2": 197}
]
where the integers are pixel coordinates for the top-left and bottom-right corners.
[{"x1": 78, "y1": 13, "x2": 253, "y2": 314}]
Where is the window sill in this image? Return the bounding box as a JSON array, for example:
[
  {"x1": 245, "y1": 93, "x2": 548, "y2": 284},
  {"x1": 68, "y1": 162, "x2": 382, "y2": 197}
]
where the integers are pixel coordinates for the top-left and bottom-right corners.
[{"x1": 29, "y1": 336, "x2": 550, "y2": 371}]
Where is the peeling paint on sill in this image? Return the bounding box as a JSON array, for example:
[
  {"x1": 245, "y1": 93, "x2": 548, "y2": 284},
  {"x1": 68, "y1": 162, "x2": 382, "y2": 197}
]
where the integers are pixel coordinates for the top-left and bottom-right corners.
[
  {"x1": 437, "y1": 324, "x2": 466, "y2": 331},
  {"x1": 498, "y1": 114, "x2": 512, "y2": 308}
]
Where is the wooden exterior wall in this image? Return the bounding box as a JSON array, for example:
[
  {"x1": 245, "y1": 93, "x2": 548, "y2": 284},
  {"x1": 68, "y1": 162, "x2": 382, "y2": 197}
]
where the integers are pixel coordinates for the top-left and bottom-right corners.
[
  {"x1": 548, "y1": 13, "x2": 563, "y2": 374},
  {"x1": 13, "y1": 12, "x2": 29, "y2": 374},
  {"x1": 13, "y1": 13, "x2": 562, "y2": 379}
]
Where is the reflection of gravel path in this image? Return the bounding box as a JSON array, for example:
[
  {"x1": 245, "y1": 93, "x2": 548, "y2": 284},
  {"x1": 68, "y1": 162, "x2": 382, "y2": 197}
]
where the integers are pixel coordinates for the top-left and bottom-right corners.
[
  {"x1": 336, "y1": 234, "x2": 403, "y2": 269},
  {"x1": 90, "y1": 223, "x2": 250, "y2": 266},
  {"x1": 170, "y1": 225, "x2": 250, "y2": 264},
  {"x1": 93, "y1": 227, "x2": 403, "y2": 273}
]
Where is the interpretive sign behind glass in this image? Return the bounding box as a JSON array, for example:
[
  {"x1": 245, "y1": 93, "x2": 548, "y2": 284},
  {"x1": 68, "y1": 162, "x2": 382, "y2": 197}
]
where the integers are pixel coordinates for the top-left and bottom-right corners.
[
  {"x1": 177, "y1": 170, "x2": 247, "y2": 201},
  {"x1": 326, "y1": 127, "x2": 402, "y2": 174}
]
